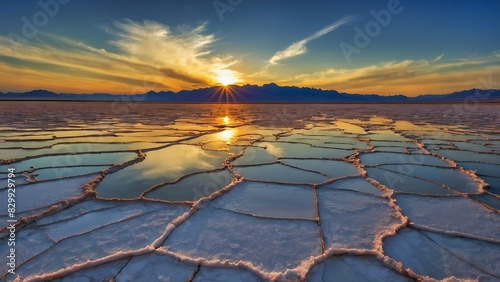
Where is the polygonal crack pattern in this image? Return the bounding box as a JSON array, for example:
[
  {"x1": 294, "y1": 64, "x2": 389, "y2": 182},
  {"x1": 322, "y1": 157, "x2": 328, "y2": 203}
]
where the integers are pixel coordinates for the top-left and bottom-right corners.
[{"x1": 0, "y1": 103, "x2": 498, "y2": 281}]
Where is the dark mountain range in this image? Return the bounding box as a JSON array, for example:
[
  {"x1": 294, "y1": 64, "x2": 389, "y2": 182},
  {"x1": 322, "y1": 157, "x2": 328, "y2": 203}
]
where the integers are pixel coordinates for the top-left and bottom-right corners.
[{"x1": 1, "y1": 85, "x2": 499, "y2": 103}]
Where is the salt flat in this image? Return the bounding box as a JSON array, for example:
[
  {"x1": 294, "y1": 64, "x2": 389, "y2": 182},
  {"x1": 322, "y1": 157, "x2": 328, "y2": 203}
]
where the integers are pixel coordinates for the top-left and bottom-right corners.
[{"x1": 0, "y1": 102, "x2": 498, "y2": 281}]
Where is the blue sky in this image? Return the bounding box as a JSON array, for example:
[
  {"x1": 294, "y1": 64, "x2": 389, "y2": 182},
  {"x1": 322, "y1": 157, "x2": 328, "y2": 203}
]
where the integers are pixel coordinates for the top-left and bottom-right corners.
[{"x1": 0, "y1": 0, "x2": 499, "y2": 95}]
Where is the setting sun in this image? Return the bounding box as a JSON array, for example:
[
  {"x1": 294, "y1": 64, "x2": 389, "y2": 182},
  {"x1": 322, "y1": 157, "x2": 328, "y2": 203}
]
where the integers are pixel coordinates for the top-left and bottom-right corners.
[{"x1": 214, "y1": 69, "x2": 239, "y2": 86}]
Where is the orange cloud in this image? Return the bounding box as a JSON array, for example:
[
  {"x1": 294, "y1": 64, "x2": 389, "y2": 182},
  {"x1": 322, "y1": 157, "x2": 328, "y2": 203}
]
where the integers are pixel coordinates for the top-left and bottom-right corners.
[
  {"x1": 261, "y1": 53, "x2": 500, "y2": 96},
  {"x1": 0, "y1": 20, "x2": 240, "y2": 93}
]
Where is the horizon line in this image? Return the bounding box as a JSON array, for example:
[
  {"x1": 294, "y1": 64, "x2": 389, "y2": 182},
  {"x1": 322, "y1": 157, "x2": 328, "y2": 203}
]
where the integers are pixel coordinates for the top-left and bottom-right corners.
[{"x1": 0, "y1": 85, "x2": 497, "y2": 98}]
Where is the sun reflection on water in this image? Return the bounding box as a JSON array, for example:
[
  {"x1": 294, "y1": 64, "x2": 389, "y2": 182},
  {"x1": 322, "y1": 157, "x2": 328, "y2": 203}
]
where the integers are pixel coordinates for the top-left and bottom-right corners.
[{"x1": 218, "y1": 128, "x2": 234, "y2": 144}]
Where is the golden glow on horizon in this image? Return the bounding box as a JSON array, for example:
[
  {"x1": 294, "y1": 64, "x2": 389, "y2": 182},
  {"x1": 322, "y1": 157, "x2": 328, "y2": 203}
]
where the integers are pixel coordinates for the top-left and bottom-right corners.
[
  {"x1": 0, "y1": 19, "x2": 498, "y2": 96},
  {"x1": 223, "y1": 116, "x2": 230, "y2": 125},
  {"x1": 209, "y1": 85, "x2": 240, "y2": 102},
  {"x1": 214, "y1": 69, "x2": 239, "y2": 86}
]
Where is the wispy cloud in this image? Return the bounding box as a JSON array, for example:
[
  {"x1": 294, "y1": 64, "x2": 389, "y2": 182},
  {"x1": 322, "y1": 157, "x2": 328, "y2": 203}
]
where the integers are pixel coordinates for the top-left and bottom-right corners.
[
  {"x1": 277, "y1": 52, "x2": 500, "y2": 95},
  {"x1": 268, "y1": 16, "x2": 354, "y2": 65},
  {"x1": 432, "y1": 54, "x2": 444, "y2": 62},
  {"x1": 0, "y1": 20, "x2": 239, "y2": 93}
]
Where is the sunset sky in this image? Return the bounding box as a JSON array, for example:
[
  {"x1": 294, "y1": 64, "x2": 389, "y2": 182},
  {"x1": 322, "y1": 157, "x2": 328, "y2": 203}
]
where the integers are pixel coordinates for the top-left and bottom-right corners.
[{"x1": 0, "y1": 0, "x2": 499, "y2": 96}]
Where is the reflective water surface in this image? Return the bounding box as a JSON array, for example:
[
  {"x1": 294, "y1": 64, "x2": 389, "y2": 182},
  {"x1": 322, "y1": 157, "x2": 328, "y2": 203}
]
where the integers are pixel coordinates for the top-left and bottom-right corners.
[{"x1": 0, "y1": 102, "x2": 498, "y2": 281}]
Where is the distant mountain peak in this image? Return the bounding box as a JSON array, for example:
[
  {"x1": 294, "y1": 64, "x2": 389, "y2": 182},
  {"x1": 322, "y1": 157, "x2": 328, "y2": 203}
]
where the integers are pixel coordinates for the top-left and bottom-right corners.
[
  {"x1": 1, "y1": 86, "x2": 499, "y2": 103},
  {"x1": 263, "y1": 83, "x2": 279, "y2": 87}
]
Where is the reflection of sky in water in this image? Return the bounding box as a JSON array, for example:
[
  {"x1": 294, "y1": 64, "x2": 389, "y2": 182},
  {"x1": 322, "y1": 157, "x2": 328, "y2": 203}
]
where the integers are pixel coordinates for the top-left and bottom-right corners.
[
  {"x1": 0, "y1": 103, "x2": 499, "y2": 281},
  {"x1": 1, "y1": 142, "x2": 163, "y2": 160},
  {"x1": 263, "y1": 142, "x2": 284, "y2": 157},
  {"x1": 0, "y1": 152, "x2": 137, "y2": 172},
  {"x1": 145, "y1": 170, "x2": 233, "y2": 202},
  {"x1": 140, "y1": 145, "x2": 227, "y2": 178},
  {"x1": 333, "y1": 121, "x2": 367, "y2": 134},
  {"x1": 256, "y1": 141, "x2": 352, "y2": 159},
  {"x1": 95, "y1": 144, "x2": 228, "y2": 198}
]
